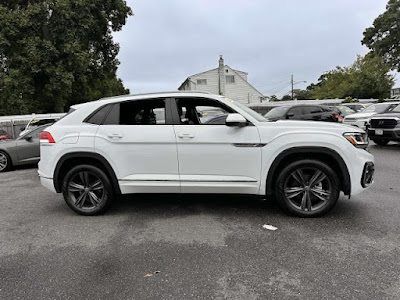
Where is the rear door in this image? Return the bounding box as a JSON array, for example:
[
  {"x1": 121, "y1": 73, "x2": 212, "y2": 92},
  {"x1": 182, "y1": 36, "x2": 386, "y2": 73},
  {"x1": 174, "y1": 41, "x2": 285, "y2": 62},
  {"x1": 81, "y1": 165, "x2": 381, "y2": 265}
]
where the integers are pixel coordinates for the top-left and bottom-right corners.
[
  {"x1": 94, "y1": 98, "x2": 180, "y2": 194},
  {"x1": 171, "y1": 97, "x2": 262, "y2": 194}
]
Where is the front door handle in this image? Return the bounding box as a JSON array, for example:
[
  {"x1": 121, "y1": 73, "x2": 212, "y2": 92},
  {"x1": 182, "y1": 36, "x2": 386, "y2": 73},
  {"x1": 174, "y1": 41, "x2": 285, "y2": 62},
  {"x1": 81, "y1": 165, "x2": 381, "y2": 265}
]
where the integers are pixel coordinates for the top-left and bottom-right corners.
[
  {"x1": 177, "y1": 133, "x2": 194, "y2": 139},
  {"x1": 107, "y1": 133, "x2": 123, "y2": 139}
]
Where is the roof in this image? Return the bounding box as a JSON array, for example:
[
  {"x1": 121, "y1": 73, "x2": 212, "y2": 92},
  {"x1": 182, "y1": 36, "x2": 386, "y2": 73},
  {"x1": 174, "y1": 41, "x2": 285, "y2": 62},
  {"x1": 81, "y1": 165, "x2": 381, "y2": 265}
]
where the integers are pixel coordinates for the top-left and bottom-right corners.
[
  {"x1": 178, "y1": 65, "x2": 249, "y2": 90},
  {"x1": 70, "y1": 91, "x2": 222, "y2": 110}
]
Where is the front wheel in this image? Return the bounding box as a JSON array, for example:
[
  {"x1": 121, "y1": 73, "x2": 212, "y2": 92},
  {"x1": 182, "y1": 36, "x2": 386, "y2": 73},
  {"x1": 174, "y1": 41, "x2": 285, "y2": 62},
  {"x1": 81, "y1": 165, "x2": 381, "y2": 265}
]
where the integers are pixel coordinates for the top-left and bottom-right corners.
[
  {"x1": 275, "y1": 160, "x2": 340, "y2": 217},
  {"x1": 0, "y1": 151, "x2": 11, "y2": 172},
  {"x1": 372, "y1": 139, "x2": 389, "y2": 146},
  {"x1": 62, "y1": 165, "x2": 114, "y2": 216}
]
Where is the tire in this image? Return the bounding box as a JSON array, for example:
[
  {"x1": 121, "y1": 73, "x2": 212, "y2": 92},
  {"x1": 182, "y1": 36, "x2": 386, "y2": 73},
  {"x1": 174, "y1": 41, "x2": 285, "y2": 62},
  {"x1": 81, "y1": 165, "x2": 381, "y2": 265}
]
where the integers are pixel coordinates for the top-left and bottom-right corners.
[
  {"x1": 372, "y1": 139, "x2": 389, "y2": 146},
  {"x1": 0, "y1": 151, "x2": 11, "y2": 172},
  {"x1": 275, "y1": 160, "x2": 340, "y2": 217},
  {"x1": 62, "y1": 164, "x2": 114, "y2": 216}
]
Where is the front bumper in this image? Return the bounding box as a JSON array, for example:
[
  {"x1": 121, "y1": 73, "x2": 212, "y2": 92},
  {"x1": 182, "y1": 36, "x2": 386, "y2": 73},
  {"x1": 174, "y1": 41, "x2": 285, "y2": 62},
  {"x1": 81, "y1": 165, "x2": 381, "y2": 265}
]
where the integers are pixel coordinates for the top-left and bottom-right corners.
[
  {"x1": 361, "y1": 162, "x2": 374, "y2": 188},
  {"x1": 368, "y1": 127, "x2": 400, "y2": 140},
  {"x1": 343, "y1": 119, "x2": 369, "y2": 130}
]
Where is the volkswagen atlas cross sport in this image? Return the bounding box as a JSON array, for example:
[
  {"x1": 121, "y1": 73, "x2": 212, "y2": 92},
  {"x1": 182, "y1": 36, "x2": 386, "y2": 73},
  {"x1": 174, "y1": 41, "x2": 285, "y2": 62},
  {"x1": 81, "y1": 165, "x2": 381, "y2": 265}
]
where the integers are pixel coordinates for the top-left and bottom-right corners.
[{"x1": 38, "y1": 92, "x2": 375, "y2": 217}]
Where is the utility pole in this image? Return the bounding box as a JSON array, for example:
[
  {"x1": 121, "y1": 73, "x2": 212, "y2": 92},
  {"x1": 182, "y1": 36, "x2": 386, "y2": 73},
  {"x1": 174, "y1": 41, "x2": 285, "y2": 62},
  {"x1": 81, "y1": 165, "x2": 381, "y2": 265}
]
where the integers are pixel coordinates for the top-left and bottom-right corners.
[{"x1": 291, "y1": 74, "x2": 294, "y2": 100}]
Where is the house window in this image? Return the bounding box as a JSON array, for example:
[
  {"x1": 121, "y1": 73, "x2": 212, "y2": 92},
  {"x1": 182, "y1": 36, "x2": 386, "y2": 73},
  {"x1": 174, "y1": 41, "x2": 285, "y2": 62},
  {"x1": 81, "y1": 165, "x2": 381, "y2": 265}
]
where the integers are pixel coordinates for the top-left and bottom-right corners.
[
  {"x1": 197, "y1": 79, "x2": 207, "y2": 85},
  {"x1": 226, "y1": 75, "x2": 235, "y2": 84}
]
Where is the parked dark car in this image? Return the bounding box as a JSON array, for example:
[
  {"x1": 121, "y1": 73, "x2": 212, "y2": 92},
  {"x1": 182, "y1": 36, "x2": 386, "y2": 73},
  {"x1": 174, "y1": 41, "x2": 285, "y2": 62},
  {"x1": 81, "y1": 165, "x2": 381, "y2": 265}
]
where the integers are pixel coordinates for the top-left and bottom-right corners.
[
  {"x1": 264, "y1": 105, "x2": 339, "y2": 122},
  {"x1": 329, "y1": 106, "x2": 356, "y2": 122},
  {"x1": 0, "y1": 130, "x2": 12, "y2": 140},
  {"x1": 0, "y1": 125, "x2": 48, "y2": 172},
  {"x1": 367, "y1": 104, "x2": 400, "y2": 145}
]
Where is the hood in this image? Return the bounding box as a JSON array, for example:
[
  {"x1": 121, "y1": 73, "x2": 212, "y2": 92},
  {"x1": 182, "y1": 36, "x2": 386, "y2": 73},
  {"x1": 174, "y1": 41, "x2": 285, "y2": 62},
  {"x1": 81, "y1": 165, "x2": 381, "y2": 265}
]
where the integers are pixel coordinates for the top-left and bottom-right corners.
[
  {"x1": 370, "y1": 112, "x2": 400, "y2": 119},
  {"x1": 344, "y1": 112, "x2": 376, "y2": 119},
  {"x1": 258, "y1": 120, "x2": 364, "y2": 133}
]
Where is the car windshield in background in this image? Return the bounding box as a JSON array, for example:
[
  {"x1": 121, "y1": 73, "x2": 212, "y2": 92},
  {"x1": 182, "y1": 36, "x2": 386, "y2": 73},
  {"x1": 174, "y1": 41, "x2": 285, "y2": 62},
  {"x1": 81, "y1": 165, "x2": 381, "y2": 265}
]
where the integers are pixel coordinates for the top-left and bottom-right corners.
[
  {"x1": 392, "y1": 104, "x2": 400, "y2": 112},
  {"x1": 224, "y1": 98, "x2": 268, "y2": 122},
  {"x1": 363, "y1": 103, "x2": 397, "y2": 113},
  {"x1": 30, "y1": 119, "x2": 57, "y2": 127},
  {"x1": 338, "y1": 106, "x2": 355, "y2": 114},
  {"x1": 264, "y1": 106, "x2": 289, "y2": 118}
]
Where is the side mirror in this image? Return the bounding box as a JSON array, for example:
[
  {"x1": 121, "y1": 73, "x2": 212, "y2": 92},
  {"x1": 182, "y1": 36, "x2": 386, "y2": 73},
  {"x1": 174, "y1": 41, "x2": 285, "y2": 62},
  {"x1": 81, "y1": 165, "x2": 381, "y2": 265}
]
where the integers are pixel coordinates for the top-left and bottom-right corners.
[
  {"x1": 225, "y1": 113, "x2": 248, "y2": 127},
  {"x1": 286, "y1": 113, "x2": 294, "y2": 119},
  {"x1": 24, "y1": 135, "x2": 33, "y2": 141}
]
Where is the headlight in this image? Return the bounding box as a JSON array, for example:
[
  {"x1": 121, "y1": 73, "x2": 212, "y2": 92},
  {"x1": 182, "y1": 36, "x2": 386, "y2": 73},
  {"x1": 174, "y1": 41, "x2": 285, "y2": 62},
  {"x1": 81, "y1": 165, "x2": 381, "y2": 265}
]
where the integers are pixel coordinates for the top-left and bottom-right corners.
[{"x1": 343, "y1": 132, "x2": 369, "y2": 149}]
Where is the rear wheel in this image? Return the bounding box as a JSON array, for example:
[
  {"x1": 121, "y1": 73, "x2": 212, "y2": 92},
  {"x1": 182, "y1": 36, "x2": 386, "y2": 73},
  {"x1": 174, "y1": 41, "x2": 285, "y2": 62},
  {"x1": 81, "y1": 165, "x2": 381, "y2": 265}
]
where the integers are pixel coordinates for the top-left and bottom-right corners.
[
  {"x1": 373, "y1": 139, "x2": 389, "y2": 146},
  {"x1": 275, "y1": 160, "x2": 340, "y2": 217},
  {"x1": 0, "y1": 151, "x2": 11, "y2": 172},
  {"x1": 62, "y1": 164, "x2": 113, "y2": 215}
]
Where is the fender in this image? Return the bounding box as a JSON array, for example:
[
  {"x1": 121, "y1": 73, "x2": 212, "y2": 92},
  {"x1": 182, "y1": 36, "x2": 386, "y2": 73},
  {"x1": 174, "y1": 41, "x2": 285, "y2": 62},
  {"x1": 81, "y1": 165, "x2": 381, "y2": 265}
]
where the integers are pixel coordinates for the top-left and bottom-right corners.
[
  {"x1": 266, "y1": 146, "x2": 351, "y2": 197},
  {"x1": 53, "y1": 152, "x2": 121, "y2": 194}
]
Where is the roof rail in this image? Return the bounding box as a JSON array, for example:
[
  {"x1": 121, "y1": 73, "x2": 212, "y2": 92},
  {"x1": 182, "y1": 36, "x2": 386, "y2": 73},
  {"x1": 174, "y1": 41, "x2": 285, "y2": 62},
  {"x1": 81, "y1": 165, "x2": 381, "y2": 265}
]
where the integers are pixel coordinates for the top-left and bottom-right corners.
[{"x1": 99, "y1": 90, "x2": 213, "y2": 100}]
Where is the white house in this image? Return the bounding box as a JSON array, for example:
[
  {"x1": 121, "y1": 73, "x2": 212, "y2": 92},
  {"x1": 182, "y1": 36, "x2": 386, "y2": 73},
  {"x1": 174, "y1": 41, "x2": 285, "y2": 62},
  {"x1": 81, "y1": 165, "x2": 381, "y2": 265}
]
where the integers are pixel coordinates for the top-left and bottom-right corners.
[
  {"x1": 178, "y1": 56, "x2": 264, "y2": 104},
  {"x1": 391, "y1": 87, "x2": 400, "y2": 99}
]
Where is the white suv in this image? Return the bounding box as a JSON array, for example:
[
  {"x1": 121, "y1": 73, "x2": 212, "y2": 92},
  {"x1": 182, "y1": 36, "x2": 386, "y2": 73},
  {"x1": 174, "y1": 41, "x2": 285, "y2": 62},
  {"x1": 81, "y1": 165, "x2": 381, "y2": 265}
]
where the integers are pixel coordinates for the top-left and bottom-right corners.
[{"x1": 38, "y1": 92, "x2": 375, "y2": 217}]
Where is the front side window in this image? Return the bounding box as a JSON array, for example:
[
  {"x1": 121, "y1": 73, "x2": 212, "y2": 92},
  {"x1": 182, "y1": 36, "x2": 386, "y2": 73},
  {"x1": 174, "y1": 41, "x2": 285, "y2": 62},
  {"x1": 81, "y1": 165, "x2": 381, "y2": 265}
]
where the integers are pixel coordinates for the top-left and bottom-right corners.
[
  {"x1": 175, "y1": 98, "x2": 234, "y2": 125},
  {"x1": 103, "y1": 99, "x2": 166, "y2": 125},
  {"x1": 287, "y1": 107, "x2": 303, "y2": 117},
  {"x1": 302, "y1": 106, "x2": 322, "y2": 115}
]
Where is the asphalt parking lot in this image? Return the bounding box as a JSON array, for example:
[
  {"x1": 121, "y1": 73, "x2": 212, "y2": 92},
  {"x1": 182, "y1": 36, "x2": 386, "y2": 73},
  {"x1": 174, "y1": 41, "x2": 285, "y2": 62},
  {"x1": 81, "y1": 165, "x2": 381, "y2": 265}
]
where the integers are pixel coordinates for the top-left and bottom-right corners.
[{"x1": 0, "y1": 143, "x2": 399, "y2": 300}]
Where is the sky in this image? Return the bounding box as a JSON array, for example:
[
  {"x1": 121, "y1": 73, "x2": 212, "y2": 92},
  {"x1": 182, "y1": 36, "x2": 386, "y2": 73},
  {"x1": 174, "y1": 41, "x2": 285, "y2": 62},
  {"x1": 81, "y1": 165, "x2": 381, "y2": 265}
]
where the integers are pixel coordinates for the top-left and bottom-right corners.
[{"x1": 113, "y1": 0, "x2": 397, "y2": 97}]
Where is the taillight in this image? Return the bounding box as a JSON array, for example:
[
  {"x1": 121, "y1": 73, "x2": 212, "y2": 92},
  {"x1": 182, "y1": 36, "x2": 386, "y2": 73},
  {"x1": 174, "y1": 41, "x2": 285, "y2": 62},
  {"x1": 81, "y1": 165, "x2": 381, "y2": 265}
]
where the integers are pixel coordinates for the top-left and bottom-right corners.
[{"x1": 39, "y1": 131, "x2": 56, "y2": 143}]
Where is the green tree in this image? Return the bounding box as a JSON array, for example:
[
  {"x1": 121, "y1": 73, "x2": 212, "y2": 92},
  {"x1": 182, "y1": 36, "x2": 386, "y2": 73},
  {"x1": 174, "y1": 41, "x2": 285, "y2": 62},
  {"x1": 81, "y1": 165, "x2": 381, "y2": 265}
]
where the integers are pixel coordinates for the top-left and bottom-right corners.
[
  {"x1": 281, "y1": 95, "x2": 291, "y2": 101},
  {"x1": 0, "y1": 0, "x2": 132, "y2": 115},
  {"x1": 312, "y1": 54, "x2": 394, "y2": 99},
  {"x1": 292, "y1": 89, "x2": 313, "y2": 100},
  {"x1": 362, "y1": 0, "x2": 400, "y2": 71}
]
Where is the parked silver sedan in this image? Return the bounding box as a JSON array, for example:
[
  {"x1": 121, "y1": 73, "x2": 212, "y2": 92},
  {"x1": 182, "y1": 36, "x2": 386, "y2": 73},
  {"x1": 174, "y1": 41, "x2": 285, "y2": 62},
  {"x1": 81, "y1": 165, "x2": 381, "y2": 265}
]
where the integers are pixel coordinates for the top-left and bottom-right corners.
[{"x1": 0, "y1": 125, "x2": 48, "y2": 172}]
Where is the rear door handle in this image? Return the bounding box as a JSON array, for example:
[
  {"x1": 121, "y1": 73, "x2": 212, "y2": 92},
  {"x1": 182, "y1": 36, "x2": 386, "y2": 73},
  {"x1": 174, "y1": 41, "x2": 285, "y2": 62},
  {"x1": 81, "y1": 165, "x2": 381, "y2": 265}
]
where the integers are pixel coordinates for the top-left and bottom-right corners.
[
  {"x1": 107, "y1": 133, "x2": 123, "y2": 139},
  {"x1": 177, "y1": 133, "x2": 194, "y2": 139}
]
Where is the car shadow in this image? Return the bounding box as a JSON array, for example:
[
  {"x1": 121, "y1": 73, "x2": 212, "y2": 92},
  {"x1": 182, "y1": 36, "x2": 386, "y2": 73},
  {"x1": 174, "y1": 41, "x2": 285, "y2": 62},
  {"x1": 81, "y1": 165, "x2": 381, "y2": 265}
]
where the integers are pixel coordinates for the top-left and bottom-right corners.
[{"x1": 108, "y1": 194, "x2": 281, "y2": 216}]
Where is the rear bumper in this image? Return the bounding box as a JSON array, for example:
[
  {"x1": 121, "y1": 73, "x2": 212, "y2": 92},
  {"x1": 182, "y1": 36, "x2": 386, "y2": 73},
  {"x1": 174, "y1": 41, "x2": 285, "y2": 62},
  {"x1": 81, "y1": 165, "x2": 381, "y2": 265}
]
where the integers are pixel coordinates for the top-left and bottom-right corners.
[
  {"x1": 38, "y1": 170, "x2": 57, "y2": 193},
  {"x1": 368, "y1": 127, "x2": 400, "y2": 140}
]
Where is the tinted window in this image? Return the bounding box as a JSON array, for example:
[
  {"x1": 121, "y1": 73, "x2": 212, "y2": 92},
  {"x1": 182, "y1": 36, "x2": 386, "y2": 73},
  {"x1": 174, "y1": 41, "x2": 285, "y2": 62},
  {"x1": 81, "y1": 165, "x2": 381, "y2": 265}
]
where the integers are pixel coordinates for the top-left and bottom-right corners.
[
  {"x1": 302, "y1": 106, "x2": 322, "y2": 114},
  {"x1": 104, "y1": 99, "x2": 166, "y2": 125},
  {"x1": 287, "y1": 107, "x2": 303, "y2": 116},
  {"x1": 86, "y1": 105, "x2": 113, "y2": 125},
  {"x1": 176, "y1": 98, "x2": 234, "y2": 125}
]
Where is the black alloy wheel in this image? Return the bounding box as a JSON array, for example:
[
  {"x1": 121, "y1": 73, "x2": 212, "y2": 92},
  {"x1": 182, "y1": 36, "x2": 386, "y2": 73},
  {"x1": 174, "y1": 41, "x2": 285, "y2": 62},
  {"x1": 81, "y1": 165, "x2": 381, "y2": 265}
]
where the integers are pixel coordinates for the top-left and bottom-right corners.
[
  {"x1": 276, "y1": 160, "x2": 340, "y2": 217},
  {"x1": 62, "y1": 165, "x2": 113, "y2": 215}
]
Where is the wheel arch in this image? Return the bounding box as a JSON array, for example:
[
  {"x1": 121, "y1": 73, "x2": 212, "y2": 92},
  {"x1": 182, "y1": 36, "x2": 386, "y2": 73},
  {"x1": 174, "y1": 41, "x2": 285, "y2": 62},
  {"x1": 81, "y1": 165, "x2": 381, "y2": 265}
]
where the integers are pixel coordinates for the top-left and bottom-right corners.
[
  {"x1": 266, "y1": 147, "x2": 351, "y2": 198},
  {"x1": 53, "y1": 152, "x2": 121, "y2": 194}
]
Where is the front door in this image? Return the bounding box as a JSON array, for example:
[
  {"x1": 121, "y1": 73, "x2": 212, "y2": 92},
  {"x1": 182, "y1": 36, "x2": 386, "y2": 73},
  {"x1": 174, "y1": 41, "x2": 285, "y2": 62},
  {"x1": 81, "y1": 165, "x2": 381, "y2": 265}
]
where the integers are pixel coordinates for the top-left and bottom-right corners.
[
  {"x1": 171, "y1": 97, "x2": 262, "y2": 194},
  {"x1": 94, "y1": 98, "x2": 180, "y2": 194},
  {"x1": 16, "y1": 126, "x2": 45, "y2": 164}
]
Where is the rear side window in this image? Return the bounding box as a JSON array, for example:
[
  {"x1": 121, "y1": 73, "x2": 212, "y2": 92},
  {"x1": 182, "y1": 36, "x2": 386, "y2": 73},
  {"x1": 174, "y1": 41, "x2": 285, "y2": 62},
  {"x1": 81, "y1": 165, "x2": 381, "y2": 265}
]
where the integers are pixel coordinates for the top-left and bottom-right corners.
[
  {"x1": 85, "y1": 105, "x2": 113, "y2": 125},
  {"x1": 103, "y1": 99, "x2": 166, "y2": 125}
]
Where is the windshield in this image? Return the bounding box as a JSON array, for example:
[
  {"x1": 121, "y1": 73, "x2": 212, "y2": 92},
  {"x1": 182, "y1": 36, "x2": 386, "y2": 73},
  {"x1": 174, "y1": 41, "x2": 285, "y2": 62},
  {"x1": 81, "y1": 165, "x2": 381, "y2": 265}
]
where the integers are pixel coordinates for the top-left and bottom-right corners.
[
  {"x1": 363, "y1": 103, "x2": 398, "y2": 113},
  {"x1": 264, "y1": 106, "x2": 289, "y2": 118},
  {"x1": 224, "y1": 98, "x2": 268, "y2": 122},
  {"x1": 392, "y1": 104, "x2": 400, "y2": 112}
]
